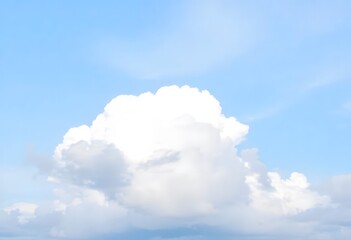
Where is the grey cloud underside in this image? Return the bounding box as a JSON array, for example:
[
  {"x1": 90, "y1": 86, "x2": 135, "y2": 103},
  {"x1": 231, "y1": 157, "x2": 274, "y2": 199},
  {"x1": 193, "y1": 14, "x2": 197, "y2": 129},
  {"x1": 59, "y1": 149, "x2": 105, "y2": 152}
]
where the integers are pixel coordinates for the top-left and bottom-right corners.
[{"x1": 55, "y1": 140, "x2": 127, "y2": 198}]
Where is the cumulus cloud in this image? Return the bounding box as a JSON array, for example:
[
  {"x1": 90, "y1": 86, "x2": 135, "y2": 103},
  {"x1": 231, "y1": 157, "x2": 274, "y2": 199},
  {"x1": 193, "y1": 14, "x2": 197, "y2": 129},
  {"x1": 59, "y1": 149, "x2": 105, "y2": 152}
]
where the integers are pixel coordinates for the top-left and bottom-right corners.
[
  {"x1": 51, "y1": 85, "x2": 250, "y2": 218},
  {"x1": 2, "y1": 85, "x2": 339, "y2": 239},
  {"x1": 246, "y1": 172, "x2": 329, "y2": 215}
]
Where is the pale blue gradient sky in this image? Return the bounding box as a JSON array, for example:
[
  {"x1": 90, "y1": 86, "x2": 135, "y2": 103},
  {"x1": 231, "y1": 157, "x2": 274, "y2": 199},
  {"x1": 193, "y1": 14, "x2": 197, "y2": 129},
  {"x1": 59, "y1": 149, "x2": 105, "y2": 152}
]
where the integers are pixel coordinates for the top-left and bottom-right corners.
[{"x1": 1, "y1": 0, "x2": 351, "y2": 239}]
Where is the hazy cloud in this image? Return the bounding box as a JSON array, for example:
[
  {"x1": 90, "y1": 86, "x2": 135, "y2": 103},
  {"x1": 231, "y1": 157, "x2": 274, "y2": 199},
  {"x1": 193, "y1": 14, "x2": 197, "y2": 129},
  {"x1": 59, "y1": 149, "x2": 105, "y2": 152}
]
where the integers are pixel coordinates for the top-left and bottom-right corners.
[{"x1": 100, "y1": 0, "x2": 258, "y2": 79}]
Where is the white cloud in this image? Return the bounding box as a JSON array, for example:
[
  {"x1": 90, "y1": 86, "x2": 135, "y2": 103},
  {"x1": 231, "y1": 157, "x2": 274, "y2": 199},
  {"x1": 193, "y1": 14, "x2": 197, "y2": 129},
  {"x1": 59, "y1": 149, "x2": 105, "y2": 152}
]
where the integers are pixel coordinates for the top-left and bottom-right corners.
[
  {"x1": 30, "y1": 85, "x2": 328, "y2": 238},
  {"x1": 3, "y1": 85, "x2": 342, "y2": 239},
  {"x1": 246, "y1": 172, "x2": 329, "y2": 215},
  {"x1": 51, "y1": 85, "x2": 250, "y2": 218}
]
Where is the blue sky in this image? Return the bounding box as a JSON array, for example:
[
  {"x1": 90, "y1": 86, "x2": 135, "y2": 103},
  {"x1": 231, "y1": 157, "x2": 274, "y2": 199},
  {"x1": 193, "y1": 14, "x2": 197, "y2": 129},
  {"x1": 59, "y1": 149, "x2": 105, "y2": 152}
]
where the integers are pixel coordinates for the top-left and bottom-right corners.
[{"x1": 1, "y1": 1, "x2": 351, "y2": 239}]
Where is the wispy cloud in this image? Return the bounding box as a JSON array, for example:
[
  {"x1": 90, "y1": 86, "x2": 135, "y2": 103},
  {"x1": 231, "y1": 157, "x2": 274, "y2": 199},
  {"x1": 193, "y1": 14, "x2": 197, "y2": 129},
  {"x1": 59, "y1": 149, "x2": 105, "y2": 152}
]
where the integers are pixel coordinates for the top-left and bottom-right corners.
[
  {"x1": 244, "y1": 61, "x2": 351, "y2": 122},
  {"x1": 99, "y1": 0, "x2": 260, "y2": 79},
  {"x1": 302, "y1": 63, "x2": 351, "y2": 92},
  {"x1": 242, "y1": 105, "x2": 283, "y2": 122},
  {"x1": 342, "y1": 101, "x2": 351, "y2": 111}
]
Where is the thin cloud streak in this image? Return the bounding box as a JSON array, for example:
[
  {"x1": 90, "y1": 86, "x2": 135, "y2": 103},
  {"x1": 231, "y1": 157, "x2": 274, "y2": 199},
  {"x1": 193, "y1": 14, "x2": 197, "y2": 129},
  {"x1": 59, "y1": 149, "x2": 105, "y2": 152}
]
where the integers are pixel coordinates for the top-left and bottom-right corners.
[{"x1": 99, "y1": 0, "x2": 260, "y2": 79}]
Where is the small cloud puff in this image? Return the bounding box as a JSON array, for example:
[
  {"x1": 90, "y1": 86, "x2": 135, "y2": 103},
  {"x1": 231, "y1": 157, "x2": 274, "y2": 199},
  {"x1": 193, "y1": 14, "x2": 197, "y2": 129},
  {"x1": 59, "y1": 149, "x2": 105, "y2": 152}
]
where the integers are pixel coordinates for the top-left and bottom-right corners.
[{"x1": 4, "y1": 202, "x2": 38, "y2": 224}]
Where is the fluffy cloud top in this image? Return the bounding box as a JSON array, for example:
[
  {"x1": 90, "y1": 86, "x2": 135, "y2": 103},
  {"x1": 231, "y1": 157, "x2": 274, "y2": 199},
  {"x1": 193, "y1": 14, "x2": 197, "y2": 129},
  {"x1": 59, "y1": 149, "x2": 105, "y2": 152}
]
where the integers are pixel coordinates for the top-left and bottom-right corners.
[
  {"x1": 52, "y1": 85, "x2": 251, "y2": 216},
  {"x1": 3, "y1": 85, "x2": 334, "y2": 239}
]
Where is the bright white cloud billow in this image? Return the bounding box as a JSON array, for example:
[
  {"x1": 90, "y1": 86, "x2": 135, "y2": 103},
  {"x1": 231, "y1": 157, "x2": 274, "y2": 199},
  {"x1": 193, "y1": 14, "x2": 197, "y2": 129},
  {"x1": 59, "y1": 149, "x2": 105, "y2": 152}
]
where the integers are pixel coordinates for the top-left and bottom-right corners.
[
  {"x1": 52, "y1": 85, "x2": 250, "y2": 217},
  {"x1": 3, "y1": 85, "x2": 350, "y2": 239}
]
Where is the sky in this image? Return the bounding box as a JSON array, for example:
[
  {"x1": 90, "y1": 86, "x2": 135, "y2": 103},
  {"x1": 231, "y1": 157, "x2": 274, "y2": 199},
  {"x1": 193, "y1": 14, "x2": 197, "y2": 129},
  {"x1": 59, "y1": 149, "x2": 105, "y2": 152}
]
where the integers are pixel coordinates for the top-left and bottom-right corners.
[{"x1": 1, "y1": 0, "x2": 351, "y2": 239}]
